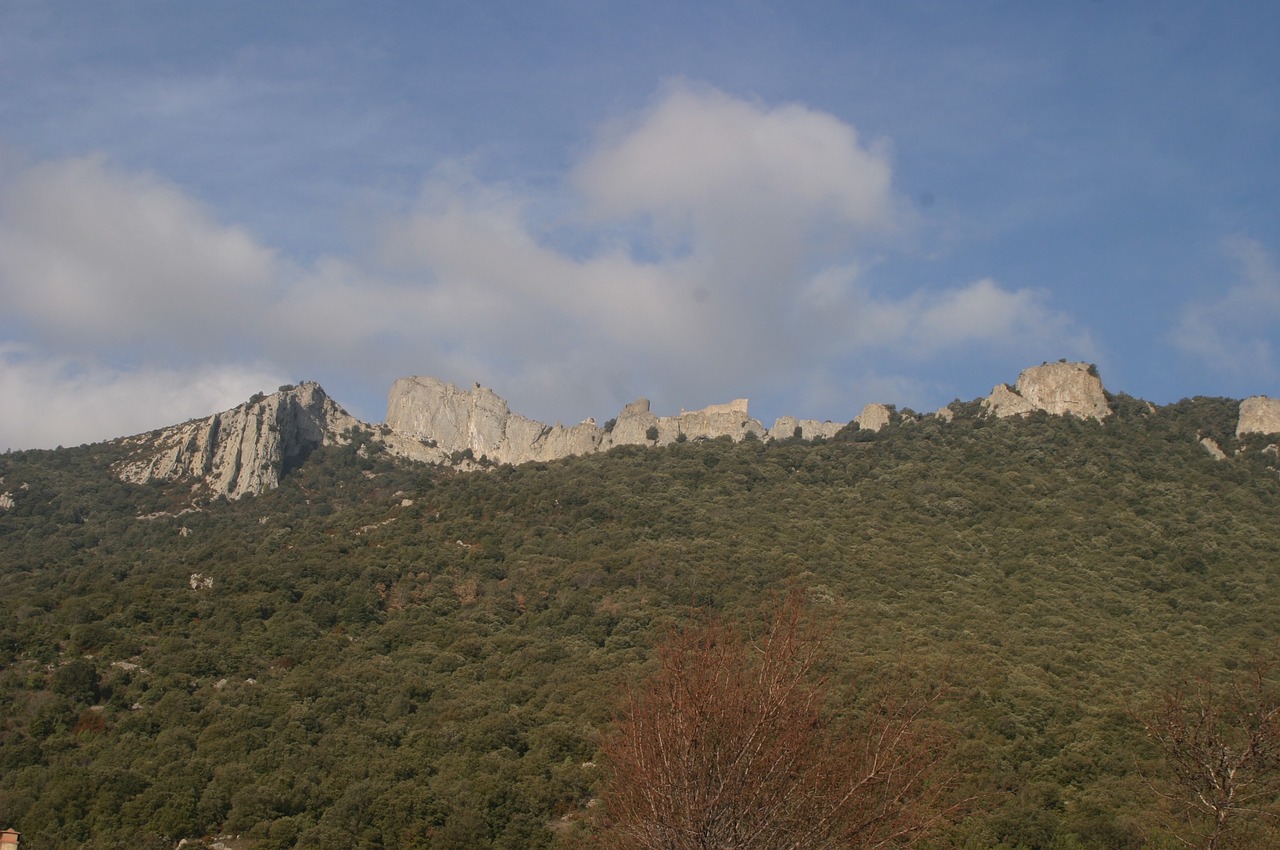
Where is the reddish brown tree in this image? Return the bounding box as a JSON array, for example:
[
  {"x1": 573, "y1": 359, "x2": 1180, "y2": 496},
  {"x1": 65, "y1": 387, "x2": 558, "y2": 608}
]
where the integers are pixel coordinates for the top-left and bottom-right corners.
[
  {"x1": 597, "y1": 595, "x2": 958, "y2": 850},
  {"x1": 1137, "y1": 659, "x2": 1280, "y2": 849}
]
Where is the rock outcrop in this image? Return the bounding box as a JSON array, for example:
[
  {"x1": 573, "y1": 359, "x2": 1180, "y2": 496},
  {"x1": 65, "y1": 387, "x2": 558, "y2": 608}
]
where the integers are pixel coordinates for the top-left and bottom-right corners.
[
  {"x1": 385, "y1": 377, "x2": 604, "y2": 464},
  {"x1": 854, "y1": 403, "x2": 894, "y2": 432},
  {"x1": 1200, "y1": 437, "x2": 1227, "y2": 461},
  {"x1": 114, "y1": 382, "x2": 365, "y2": 499},
  {"x1": 108, "y1": 362, "x2": 1152, "y2": 497},
  {"x1": 384, "y1": 377, "x2": 770, "y2": 465},
  {"x1": 1237, "y1": 396, "x2": 1280, "y2": 436},
  {"x1": 983, "y1": 362, "x2": 1111, "y2": 421},
  {"x1": 769, "y1": 416, "x2": 845, "y2": 441}
]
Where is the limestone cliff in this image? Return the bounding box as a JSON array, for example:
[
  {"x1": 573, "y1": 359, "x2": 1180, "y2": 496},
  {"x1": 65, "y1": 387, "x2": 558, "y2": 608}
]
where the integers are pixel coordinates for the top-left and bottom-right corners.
[
  {"x1": 983, "y1": 362, "x2": 1111, "y2": 421},
  {"x1": 854, "y1": 403, "x2": 894, "y2": 432},
  {"x1": 384, "y1": 377, "x2": 770, "y2": 464},
  {"x1": 106, "y1": 361, "x2": 1173, "y2": 497},
  {"x1": 114, "y1": 382, "x2": 365, "y2": 499},
  {"x1": 385, "y1": 377, "x2": 604, "y2": 464},
  {"x1": 1237, "y1": 396, "x2": 1280, "y2": 437},
  {"x1": 769, "y1": 416, "x2": 845, "y2": 441}
]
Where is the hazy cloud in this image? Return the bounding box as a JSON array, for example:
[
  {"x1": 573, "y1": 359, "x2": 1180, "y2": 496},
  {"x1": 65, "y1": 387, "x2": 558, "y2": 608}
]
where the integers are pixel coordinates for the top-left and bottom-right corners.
[
  {"x1": 0, "y1": 85, "x2": 1095, "y2": 446},
  {"x1": 0, "y1": 344, "x2": 284, "y2": 450},
  {"x1": 1173, "y1": 237, "x2": 1280, "y2": 381},
  {"x1": 0, "y1": 154, "x2": 277, "y2": 354},
  {"x1": 573, "y1": 82, "x2": 895, "y2": 250}
]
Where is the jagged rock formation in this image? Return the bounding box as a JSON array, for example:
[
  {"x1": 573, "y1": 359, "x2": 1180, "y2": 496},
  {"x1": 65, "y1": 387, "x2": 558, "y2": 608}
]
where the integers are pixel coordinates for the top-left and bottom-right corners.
[
  {"x1": 1237, "y1": 396, "x2": 1280, "y2": 436},
  {"x1": 384, "y1": 377, "x2": 770, "y2": 465},
  {"x1": 385, "y1": 377, "x2": 604, "y2": 464},
  {"x1": 769, "y1": 416, "x2": 844, "y2": 441},
  {"x1": 109, "y1": 362, "x2": 1188, "y2": 498},
  {"x1": 114, "y1": 382, "x2": 366, "y2": 499},
  {"x1": 983, "y1": 362, "x2": 1111, "y2": 421}
]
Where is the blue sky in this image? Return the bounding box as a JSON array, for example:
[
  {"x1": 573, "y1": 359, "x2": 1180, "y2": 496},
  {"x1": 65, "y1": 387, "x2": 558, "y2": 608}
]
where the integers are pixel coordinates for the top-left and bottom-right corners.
[{"x1": 2, "y1": 1, "x2": 1279, "y2": 449}]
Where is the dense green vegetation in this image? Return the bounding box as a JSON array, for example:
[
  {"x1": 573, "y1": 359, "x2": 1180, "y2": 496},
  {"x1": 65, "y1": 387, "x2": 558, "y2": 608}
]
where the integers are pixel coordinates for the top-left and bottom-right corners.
[{"x1": 2, "y1": 395, "x2": 1279, "y2": 849}]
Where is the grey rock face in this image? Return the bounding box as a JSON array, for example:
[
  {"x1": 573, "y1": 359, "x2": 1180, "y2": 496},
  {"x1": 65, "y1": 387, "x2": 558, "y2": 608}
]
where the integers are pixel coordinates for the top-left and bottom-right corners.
[
  {"x1": 385, "y1": 377, "x2": 603, "y2": 465},
  {"x1": 769, "y1": 416, "x2": 844, "y2": 440},
  {"x1": 1200, "y1": 437, "x2": 1227, "y2": 461},
  {"x1": 114, "y1": 382, "x2": 363, "y2": 499},
  {"x1": 984, "y1": 362, "x2": 1111, "y2": 421},
  {"x1": 387, "y1": 377, "x2": 781, "y2": 464},
  {"x1": 854, "y1": 403, "x2": 894, "y2": 432},
  {"x1": 1237, "y1": 396, "x2": 1280, "y2": 436}
]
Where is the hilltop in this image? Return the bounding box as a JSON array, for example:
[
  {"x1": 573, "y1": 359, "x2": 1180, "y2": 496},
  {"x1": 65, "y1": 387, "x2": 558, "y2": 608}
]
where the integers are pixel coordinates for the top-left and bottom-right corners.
[
  {"x1": 1, "y1": 364, "x2": 1279, "y2": 848},
  {"x1": 85, "y1": 361, "x2": 1280, "y2": 502}
]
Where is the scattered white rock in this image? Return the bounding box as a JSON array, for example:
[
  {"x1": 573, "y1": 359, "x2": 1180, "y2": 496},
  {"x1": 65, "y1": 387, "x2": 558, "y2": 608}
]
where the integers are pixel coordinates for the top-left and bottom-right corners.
[
  {"x1": 189, "y1": 573, "x2": 213, "y2": 590},
  {"x1": 1200, "y1": 437, "x2": 1227, "y2": 461},
  {"x1": 111, "y1": 661, "x2": 148, "y2": 673}
]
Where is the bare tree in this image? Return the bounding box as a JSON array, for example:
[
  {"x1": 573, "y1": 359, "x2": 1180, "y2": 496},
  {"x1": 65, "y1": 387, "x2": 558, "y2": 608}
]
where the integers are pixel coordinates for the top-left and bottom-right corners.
[
  {"x1": 1136, "y1": 658, "x2": 1280, "y2": 849},
  {"x1": 597, "y1": 594, "x2": 959, "y2": 850}
]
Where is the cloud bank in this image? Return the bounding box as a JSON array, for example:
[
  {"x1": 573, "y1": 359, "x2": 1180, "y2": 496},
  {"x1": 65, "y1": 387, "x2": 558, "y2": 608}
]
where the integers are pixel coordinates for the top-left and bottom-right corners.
[{"x1": 0, "y1": 84, "x2": 1095, "y2": 449}]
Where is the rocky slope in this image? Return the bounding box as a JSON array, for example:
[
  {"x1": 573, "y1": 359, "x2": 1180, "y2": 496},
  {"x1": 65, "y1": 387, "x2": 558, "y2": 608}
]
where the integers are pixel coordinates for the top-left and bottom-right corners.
[{"x1": 106, "y1": 363, "x2": 1280, "y2": 499}]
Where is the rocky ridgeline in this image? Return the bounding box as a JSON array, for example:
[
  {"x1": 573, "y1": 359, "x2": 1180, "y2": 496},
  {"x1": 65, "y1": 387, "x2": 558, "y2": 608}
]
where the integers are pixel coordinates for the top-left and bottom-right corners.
[
  {"x1": 384, "y1": 376, "x2": 859, "y2": 466},
  {"x1": 114, "y1": 382, "x2": 365, "y2": 499},
  {"x1": 105, "y1": 363, "x2": 1280, "y2": 500}
]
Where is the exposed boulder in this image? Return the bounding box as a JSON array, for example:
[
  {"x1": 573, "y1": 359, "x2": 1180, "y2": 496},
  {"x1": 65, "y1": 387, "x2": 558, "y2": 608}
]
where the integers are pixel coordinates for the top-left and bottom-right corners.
[
  {"x1": 1200, "y1": 437, "x2": 1227, "y2": 461},
  {"x1": 1237, "y1": 396, "x2": 1280, "y2": 436},
  {"x1": 114, "y1": 382, "x2": 364, "y2": 499},
  {"x1": 854, "y1": 403, "x2": 894, "y2": 432},
  {"x1": 984, "y1": 362, "x2": 1110, "y2": 421}
]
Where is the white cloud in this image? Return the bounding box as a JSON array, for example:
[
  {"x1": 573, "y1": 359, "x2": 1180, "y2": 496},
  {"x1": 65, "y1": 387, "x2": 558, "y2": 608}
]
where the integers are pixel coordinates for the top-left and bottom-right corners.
[
  {"x1": 0, "y1": 84, "x2": 1095, "y2": 445},
  {"x1": 1173, "y1": 237, "x2": 1280, "y2": 381},
  {"x1": 906, "y1": 278, "x2": 1095, "y2": 355},
  {"x1": 573, "y1": 82, "x2": 895, "y2": 250},
  {"x1": 0, "y1": 345, "x2": 285, "y2": 450},
  {"x1": 0, "y1": 154, "x2": 277, "y2": 352}
]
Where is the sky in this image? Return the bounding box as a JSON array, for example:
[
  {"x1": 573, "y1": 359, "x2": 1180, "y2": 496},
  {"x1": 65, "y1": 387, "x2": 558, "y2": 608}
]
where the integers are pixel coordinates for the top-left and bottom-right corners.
[{"x1": 2, "y1": 1, "x2": 1279, "y2": 450}]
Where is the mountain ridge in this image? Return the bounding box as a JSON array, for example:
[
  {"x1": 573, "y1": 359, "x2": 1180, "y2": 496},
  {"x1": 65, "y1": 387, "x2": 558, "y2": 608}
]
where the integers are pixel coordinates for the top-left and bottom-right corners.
[{"x1": 95, "y1": 361, "x2": 1280, "y2": 500}]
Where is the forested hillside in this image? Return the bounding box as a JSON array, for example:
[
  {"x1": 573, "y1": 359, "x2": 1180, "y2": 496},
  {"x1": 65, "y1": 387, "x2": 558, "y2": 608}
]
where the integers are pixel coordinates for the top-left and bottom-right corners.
[{"x1": 2, "y1": 394, "x2": 1279, "y2": 849}]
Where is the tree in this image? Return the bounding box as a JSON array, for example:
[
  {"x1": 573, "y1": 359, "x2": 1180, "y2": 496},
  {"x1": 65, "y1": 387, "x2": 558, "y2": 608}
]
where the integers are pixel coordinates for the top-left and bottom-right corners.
[
  {"x1": 52, "y1": 658, "x2": 100, "y2": 705},
  {"x1": 1136, "y1": 659, "x2": 1280, "y2": 849},
  {"x1": 597, "y1": 594, "x2": 959, "y2": 850}
]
